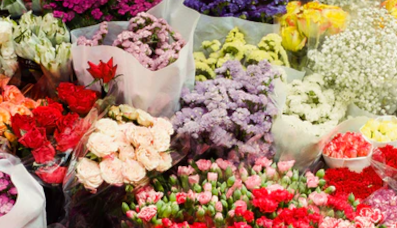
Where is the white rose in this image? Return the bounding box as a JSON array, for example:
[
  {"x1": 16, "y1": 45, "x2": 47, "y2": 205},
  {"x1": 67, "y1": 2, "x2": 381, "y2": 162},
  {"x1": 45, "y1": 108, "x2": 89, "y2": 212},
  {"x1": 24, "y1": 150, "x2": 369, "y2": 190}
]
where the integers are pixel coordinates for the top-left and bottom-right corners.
[
  {"x1": 152, "y1": 118, "x2": 174, "y2": 135},
  {"x1": 151, "y1": 128, "x2": 171, "y2": 152},
  {"x1": 122, "y1": 159, "x2": 146, "y2": 184},
  {"x1": 100, "y1": 157, "x2": 124, "y2": 185},
  {"x1": 119, "y1": 104, "x2": 138, "y2": 120},
  {"x1": 87, "y1": 132, "x2": 118, "y2": 157},
  {"x1": 0, "y1": 22, "x2": 12, "y2": 44},
  {"x1": 118, "y1": 143, "x2": 136, "y2": 161},
  {"x1": 126, "y1": 125, "x2": 153, "y2": 149},
  {"x1": 136, "y1": 147, "x2": 161, "y2": 171},
  {"x1": 76, "y1": 158, "x2": 103, "y2": 192},
  {"x1": 95, "y1": 118, "x2": 119, "y2": 137},
  {"x1": 1, "y1": 42, "x2": 15, "y2": 59},
  {"x1": 156, "y1": 152, "x2": 173, "y2": 172},
  {"x1": 136, "y1": 109, "x2": 154, "y2": 127}
]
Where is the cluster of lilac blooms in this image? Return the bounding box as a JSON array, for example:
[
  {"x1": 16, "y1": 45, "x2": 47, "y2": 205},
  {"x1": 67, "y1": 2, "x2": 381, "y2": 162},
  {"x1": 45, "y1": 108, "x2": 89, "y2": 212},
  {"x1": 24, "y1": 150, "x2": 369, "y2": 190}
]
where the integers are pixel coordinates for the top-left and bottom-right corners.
[
  {"x1": 0, "y1": 171, "x2": 17, "y2": 217},
  {"x1": 365, "y1": 188, "x2": 397, "y2": 226},
  {"x1": 173, "y1": 60, "x2": 280, "y2": 161},
  {"x1": 77, "y1": 13, "x2": 185, "y2": 71},
  {"x1": 183, "y1": 0, "x2": 288, "y2": 23},
  {"x1": 43, "y1": 0, "x2": 161, "y2": 28}
]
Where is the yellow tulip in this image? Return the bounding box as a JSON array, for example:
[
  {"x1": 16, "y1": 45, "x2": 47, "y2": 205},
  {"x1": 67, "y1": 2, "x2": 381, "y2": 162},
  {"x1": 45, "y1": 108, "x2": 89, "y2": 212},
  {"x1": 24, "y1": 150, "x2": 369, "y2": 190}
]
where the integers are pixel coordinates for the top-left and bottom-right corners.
[
  {"x1": 286, "y1": 1, "x2": 302, "y2": 14},
  {"x1": 323, "y1": 9, "x2": 348, "y2": 35},
  {"x1": 281, "y1": 26, "x2": 307, "y2": 52},
  {"x1": 297, "y1": 9, "x2": 330, "y2": 38}
]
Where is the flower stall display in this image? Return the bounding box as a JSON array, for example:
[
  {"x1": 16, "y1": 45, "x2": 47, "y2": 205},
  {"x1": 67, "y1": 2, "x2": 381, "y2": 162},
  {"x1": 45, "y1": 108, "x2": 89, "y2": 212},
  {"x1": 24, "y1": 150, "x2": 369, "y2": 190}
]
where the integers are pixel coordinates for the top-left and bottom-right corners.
[
  {"x1": 366, "y1": 188, "x2": 397, "y2": 227},
  {"x1": 319, "y1": 0, "x2": 379, "y2": 12},
  {"x1": 120, "y1": 158, "x2": 383, "y2": 228},
  {"x1": 371, "y1": 145, "x2": 397, "y2": 191},
  {"x1": 360, "y1": 117, "x2": 397, "y2": 147},
  {"x1": 0, "y1": 19, "x2": 18, "y2": 79},
  {"x1": 173, "y1": 60, "x2": 280, "y2": 161},
  {"x1": 42, "y1": 0, "x2": 161, "y2": 29},
  {"x1": 183, "y1": 0, "x2": 288, "y2": 23},
  {"x1": 0, "y1": 153, "x2": 46, "y2": 228},
  {"x1": 71, "y1": 0, "x2": 200, "y2": 117},
  {"x1": 193, "y1": 27, "x2": 289, "y2": 81},
  {"x1": 308, "y1": 7, "x2": 397, "y2": 115}
]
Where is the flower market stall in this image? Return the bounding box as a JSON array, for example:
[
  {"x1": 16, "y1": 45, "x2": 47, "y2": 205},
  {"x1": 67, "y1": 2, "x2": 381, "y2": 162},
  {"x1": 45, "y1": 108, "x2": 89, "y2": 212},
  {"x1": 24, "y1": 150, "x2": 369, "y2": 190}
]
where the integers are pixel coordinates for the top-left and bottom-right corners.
[{"x1": 2, "y1": 0, "x2": 397, "y2": 227}]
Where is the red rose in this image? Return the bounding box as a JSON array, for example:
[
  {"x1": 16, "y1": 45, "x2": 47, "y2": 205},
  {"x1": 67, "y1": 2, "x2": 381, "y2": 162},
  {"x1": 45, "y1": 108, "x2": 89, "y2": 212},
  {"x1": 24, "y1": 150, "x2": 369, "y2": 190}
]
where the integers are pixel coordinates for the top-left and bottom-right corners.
[
  {"x1": 18, "y1": 127, "x2": 47, "y2": 149},
  {"x1": 256, "y1": 216, "x2": 273, "y2": 227},
  {"x1": 161, "y1": 218, "x2": 172, "y2": 227},
  {"x1": 243, "y1": 211, "x2": 254, "y2": 223},
  {"x1": 46, "y1": 99, "x2": 64, "y2": 113},
  {"x1": 87, "y1": 57, "x2": 118, "y2": 83},
  {"x1": 55, "y1": 119, "x2": 90, "y2": 152},
  {"x1": 57, "y1": 82, "x2": 84, "y2": 101},
  {"x1": 11, "y1": 114, "x2": 35, "y2": 138},
  {"x1": 191, "y1": 223, "x2": 207, "y2": 228},
  {"x1": 65, "y1": 89, "x2": 98, "y2": 115},
  {"x1": 32, "y1": 106, "x2": 63, "y2": 130},
  {"x1": 31, "y1": 142, "x2": 56, "y2": 164},
  {"x1": 35, "y1": 165, "x2": 67, "y2": 184},
  {"x1": 137, "y1": 205, "x2": 157, "y2": 222},
  {"x1": 56, "y1": 113, "x2": 79, "y2": 133},
  {"x1": 176, "y1": 192, "x2": 187, "y2": 204}
]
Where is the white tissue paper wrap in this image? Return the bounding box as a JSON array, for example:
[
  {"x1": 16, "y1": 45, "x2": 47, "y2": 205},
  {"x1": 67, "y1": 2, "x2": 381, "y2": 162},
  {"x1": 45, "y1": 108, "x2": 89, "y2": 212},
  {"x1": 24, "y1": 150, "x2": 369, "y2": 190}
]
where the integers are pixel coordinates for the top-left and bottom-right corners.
[
  {"x1": 0, "y1": 153, "x2": 46, "y2": 228},
  {"x1": 71, "y1": 0, "x2": 200, "y2": 117}
]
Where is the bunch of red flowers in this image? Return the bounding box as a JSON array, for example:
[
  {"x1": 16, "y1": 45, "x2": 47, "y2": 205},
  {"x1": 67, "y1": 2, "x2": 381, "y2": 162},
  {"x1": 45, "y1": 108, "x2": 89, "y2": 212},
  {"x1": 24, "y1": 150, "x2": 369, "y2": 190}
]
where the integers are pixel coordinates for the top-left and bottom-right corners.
[
  {"x1": 323, "y1": 132, "x2": 371, "y2": 158},
  {"x1": 252, "y1": 188, "x2": 294, "y2": 213},
  {"x1": 57, "y1": 82, "x2": 98, "y2": 115},
  {"x1": 155, "y1": 219, "x2": 207, "y2": 228},
  {"x1": 324, "y1": 167, "x2": 383, "y2": 200},
  {"x1": 373, "y1": 145, "x2": 397, "y2": 169},
  {"x1": 272, "y1": 207, "x2": 321, "y2": 228}
]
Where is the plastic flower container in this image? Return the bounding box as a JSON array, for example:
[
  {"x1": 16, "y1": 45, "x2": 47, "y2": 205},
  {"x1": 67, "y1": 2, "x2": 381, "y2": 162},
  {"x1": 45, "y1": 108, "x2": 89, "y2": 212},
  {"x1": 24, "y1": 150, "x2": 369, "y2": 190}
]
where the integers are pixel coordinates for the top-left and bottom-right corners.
[
  {"x1": 323, "y1": 150, "x2": 372, "y2": 173},
  {"x1": 360, "y1": 116, "x2": 397, "y2": 148}
]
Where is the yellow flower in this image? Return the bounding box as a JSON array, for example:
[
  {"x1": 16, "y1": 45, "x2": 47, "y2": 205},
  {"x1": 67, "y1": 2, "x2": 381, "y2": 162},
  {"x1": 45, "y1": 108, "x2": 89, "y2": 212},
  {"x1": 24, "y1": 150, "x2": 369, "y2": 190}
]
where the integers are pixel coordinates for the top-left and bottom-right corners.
[
  {"x1": 286, "y1": 1, "x2": 302, "y2": 14},
  {"x1": 195, "y1": 61, "x2": 216, "y2": 79},
  {"x1": 322, "y1": 9, "x2": 349, "y2": 35},
  {"x1": 225, "y1": 27, "x2": 246, "y2": 44},
  {"x1": 281, "y1": 26, "x2": 307, "y2": 52},
  {"x1": 297, "y1": 9, "x2": 330, "y2": 38},
  {"x1": 245, "y1": 50, "x2": 274, "y2": 65},
  {"x1": 202, "y1": 40, "x2": 222, "y2": 52},
  {"x1": 193, "y1": 52, "x2": 207, "y2": 62},
  {"x1": 383, "y1": 0, "x2": 397, "y2": 18}
]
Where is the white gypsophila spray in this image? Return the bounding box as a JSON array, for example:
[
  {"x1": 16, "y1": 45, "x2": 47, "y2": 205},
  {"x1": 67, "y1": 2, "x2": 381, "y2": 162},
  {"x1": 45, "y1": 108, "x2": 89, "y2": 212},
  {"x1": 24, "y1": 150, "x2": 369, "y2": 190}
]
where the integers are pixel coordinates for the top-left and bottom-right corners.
[
  {"x1": 308, "y1": 7, "x2": 397, "y2": 115},
  {"x1": 318, "y1": 0, "x2": 379, "y2": 12}
]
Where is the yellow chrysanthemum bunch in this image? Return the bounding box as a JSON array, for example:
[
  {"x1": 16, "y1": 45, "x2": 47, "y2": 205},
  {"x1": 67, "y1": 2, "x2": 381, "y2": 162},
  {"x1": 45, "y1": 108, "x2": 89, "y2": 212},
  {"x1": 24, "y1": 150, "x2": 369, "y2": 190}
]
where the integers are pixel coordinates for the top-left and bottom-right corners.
[{"x1": 194, "y1": 27, "x2": 289, "y2": 81}]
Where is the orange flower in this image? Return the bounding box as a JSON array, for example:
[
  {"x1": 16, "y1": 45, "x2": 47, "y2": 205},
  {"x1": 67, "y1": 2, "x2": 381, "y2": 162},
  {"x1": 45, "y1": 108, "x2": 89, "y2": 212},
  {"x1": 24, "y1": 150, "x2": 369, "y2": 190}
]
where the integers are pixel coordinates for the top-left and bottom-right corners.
[
  {"x1": 0, "y1": 107, "x2": 11, "y2": 135},
  {"x1": 20, "y1": 98, "x2": 40, "y2": 109},
  {"x1": 0, "y1": 102, "x2": 16, "y2": 112},
  {"x1": 9, "y1": 105, "x2": 33, "y2": 116},
  {"x1": 3, "y1": 85, "x2": 25, "y2": 104}
]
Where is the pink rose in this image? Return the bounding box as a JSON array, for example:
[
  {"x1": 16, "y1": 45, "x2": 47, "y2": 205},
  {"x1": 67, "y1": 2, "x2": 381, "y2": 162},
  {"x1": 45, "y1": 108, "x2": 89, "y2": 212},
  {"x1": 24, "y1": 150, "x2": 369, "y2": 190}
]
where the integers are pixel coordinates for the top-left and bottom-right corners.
[
  {"x1": 319, "y1": 217, "x2": 340, "y2": 228},
  {"x1": 126, "y1": 210, "x2": 136, "y2": 219},
  {"x1": 76, "y1": 158, "x2": 103, "y2": 192},
  {"x1": 277, "y1": 160, "x2": 295, "y2": 172},
  {"x1": 152, "y1": 118, "x2": 174, "y2": 135},
  {"x1": 309, "y1": 192, "x2": 328, "y2": 206},
  {"x1": 137, "y1": 205, "x2": 157, "y2": 222},
  {"x1": 298, "y1": 197, "x2": 308, "y2": 207},
  {"x1": 177, "y1": 165, "x2": 195, "y2": 176},
  {"x1": 308, "y1": 205, "x2": 320, "y2": 214},
  {"x1": 99, "y1": 157, "x2": 123, "y2": 185},
  {"x1": 150, "y1": 128, "x2": 171, "y2": 152},
  {"x1": 286, "y1": 171, "x2": 293, "y2": 178},
  {"x1": 121, "y1": 159, "x2": 146, "y2": 184},
  {"x1": 228, "y1": 209, "x2": 235, "y2": 218},
  {"x1": 216, "y1": 158, "x2": 236, "y2": 171},
  {"x1": 126, "y1": 125, "x2": 154, "y2": 149},
  {"x1": 87, "y1": 132, "x2": 118, "y2": 157},
  {"x1": 244, "y1": 175, "x2": 261, "y2": 190},
  {"x1": 95, "y1": 118, "x2": 119, "y2": 137},
  {"x1": 187, "y1": 189, "x2": 196, "y2": 201},
  {"x1": 252, "y1": 165, "x2": 262, "y2": 173},
  {"x1": 203, "y1": 183, "x2": 212, "y2": 192},
  {"x1": 306, "y1": 172, "x2": 319, "y2": 188},
  {"x1": 265, "y1": 166, "x2": 276, "y2": 178},
  {"x1": 118, "y1": 143, "x2": 136, "y2": 161},
  {"x1": 196, "y1": 159, "x2": 212, "y2": 171},
  {"x1": 266, "y1": 184, "x2": 284, "y2": 192},
  {"x1": 188, "y1": 174, "x2": 200, "y2": 185},
  {"x1": 255, "y1": 157, "x2": 272, "y2": 167},
  {"x1": 136, "y1": 146, "x2": 162, "y2": 171},
  {"x1": 215, "y1": 201, "x2": 223, "y2": 212},
  {"x1": 207, "y1": 172, "x2": 218, "y2": 182},
  {"x1": 197, "y1": 191, "x2": 212, "y2": 205},
  {"x1": 234, "y1": 200, "x2": 247, "y2": 212},
  {"x1": 239, "y1": 167, "x2": 248, "y2": 179},
  {"x1": 210, "y1": 163, "x2": 220, "y2": 170},
  {"x1": 176, "y1": 192, "x2": 187, "y2": 204},
  {"x1": 156, "y1": 152, "x2": 172, "y2": 172}
]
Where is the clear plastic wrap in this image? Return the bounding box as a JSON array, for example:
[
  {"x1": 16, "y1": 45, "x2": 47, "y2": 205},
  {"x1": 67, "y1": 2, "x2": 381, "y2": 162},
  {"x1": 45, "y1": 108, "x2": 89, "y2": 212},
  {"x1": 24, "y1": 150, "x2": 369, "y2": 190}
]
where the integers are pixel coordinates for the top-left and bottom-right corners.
[
  {"x1": 0, "y1": 0, "x2": 27, "y2": 17},
  {"x1": 70, "y1": 0, "x2": 200, "y2": 118},
  {"x1": 0, "y1": 151, "x2": 46, "y2": 228},
  {"x1": 371, "y1": 146, "x2": 397, "y2": 191}
]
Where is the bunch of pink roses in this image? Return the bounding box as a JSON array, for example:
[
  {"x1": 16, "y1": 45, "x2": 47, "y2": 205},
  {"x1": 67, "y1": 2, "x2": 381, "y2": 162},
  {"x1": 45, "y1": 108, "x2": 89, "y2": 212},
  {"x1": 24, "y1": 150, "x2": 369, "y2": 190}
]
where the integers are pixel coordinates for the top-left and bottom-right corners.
[
  {"x1": 77, "y1": 12, "x2": 185, "y2": 71},
  {"x1": 75, "y1": 104, "x2": 175, "y2": 193},
  {"x1": 0, "y1": 171, "x2": 17, "y2": 217}
]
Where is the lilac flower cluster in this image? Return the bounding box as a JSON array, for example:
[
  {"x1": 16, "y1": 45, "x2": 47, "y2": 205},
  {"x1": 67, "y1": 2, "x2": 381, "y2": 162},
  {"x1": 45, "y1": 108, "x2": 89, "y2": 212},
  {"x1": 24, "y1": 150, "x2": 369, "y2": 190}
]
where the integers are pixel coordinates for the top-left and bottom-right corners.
[
  {"x1": 173, "y1": 60, "x2": 280, "y2": 160},
  {"x1": 43, "y1": 0, "x2": 161, "y2": 29},
  {"x1": 183, "y1": 0, "x2": 289, "y2": 23},
  {"x1": 365, "y1": 188, "x2": 397, "y2": 226},
  {"x1": 0, "y1": 171, "x2": 17, "y2": 217},
  {"x1": 77, "y1": 22, "x2": 108, "y2": 46}
]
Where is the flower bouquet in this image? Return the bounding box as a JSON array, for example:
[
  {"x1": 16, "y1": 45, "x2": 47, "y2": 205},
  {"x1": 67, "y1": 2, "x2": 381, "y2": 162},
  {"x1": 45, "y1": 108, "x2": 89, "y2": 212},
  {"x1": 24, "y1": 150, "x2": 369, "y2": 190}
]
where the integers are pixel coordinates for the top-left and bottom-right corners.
[
  {"x1": 173, "y1": 60, "x2": 280, "y2": 161},
  {"x1": 0, "y1": 19, "x2": 18, "y2": 81},
  {"x1": 62, "y1": 103, "x2": 189, "y2": 228},
  {"x1": 0, "y1": 152, "x2": 46, "y2": 228},
  {"x1": 360, "y1": 116, "x2": 397, "y2": 148},
  {"x1": 70, "y1": 0, "x2": 200, "y2": 117},
  {"x1": 371, "y1": 145, "x2": 397, "y2": 191}
]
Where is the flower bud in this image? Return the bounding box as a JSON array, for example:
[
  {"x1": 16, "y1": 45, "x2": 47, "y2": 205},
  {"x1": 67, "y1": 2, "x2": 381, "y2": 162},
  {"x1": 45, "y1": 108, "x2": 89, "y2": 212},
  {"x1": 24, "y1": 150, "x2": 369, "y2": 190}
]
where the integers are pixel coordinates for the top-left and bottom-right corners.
[
  {"x1": 353, "y1": 200, "x2": 360, "y2": 207},
  {"x1": 318, "y1": 179, "x2": 326, "y2": 187},
  {"x1": 161, "y1": 204, "x2": 172, "y2": 218},
  {"x1": 196, "y1": 206, "x2": 205, "y2": 218},
  {"x1": 241, "y1": 185, "x2": 248, "y2": 195},
  {"x1": 194, "y1": 184, "x2": 202, "y2": 193},
  {"x1": 207, "y1": 205, "x2": 216, "y2": 216},
  {"x1": 326, "y1": 209, "x2": 335, "y2": 217},
  {"x1": 221, "y1": 199, "x2": 228, "y2": 211},
  {"x1": 170, "y1": 175, "x2": 178, "y2": 186},
  {"x1": 215, "y1": 212, "x2": 224, "y2": 225},
  {"x1": 325, "y1": 186, "x2": 336, "y2": 194},
  {"x1": 125, "y1": 185, "x2": 134, "y2": 193},
  {"x1": 282, "y1": 176, "x2": 291, "y2": 185},
  {"x1": 316, "y1": 169, "x2": 325, "y2": 178},
  {"x1": 220, "y1": 182, "x2": 227, "y2": 192},
  {"x1": 348, "y1": 193, "x2": 355, "y2": 204},
  {"x1": 170, "y1": 193, "x2": 176, "y2": 202},
  {"x1": 122, "y1": 202, "x2": 130, "y2": 214},
  {"x1": 291, "y1": 170, "x2": 300, "y2": 182},
  {"x1": 227, "y1": 176, "x2": 236, "y2": 187},
  {"x1": 242, "y1": 195, "x2": 249, "y2": 204},
  {"x1": 129, "y1": 202, "x2": 136, "y2": 211},
  {"x1": 233, "y1": 189, "x2": 242, "y2": 201},
  {"x1": 155, "y1": 201, "x2": 164, "y2": 210},
  {"x1": 171, "y1": 202, "x2": 180, "y2": 216},
  {"x1": 212, "y1": 187, "x2": 219, "y2": 196},
  {"x1": 225, "y1": 167, "x2": 233, "y2": 179},
  {"x1": 126, "y1": 210, "x2": 136, "y2": 219}
]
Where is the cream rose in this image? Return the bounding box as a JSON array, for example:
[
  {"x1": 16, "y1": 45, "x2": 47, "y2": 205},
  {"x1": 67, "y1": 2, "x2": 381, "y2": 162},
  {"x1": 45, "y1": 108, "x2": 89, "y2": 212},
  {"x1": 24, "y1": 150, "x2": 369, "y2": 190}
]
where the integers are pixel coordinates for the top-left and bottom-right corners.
[
  {"x1": 122, "y1": 159, "x2": 146, "y2": 184},
  {"x1": 151, "y1": 128, "x2": 171, "y2": 152},
  {"x1": 95, "y1": 118, "x2": 119, "y2": 137},
  {"x1": 136, "y1": 109, "x2": 154, "y2": 127},
  {"x1": 126, "y1": 125, "x2": 153, "y2": 149},
  {"x1": 118, "y1": 143, "x2": 136, "y2": 161},
  {"x1": 76, "y1": 158, "x2": 103, "y2": 192},
  {"x1": 136, "y1": 147, "x2": 161, "y2": 171},
  {"x1": 119, "y1": 104, "x2": 138, "y2": 120},
  {"x1": 156, "y1": 152, "x2": 173, "y2": 172},
  {"x1": 87, "y1": 132, "x2": 118, "y2": 157},
  {"x1": 0, "y1": 22, "x2": 12, "y2": 44},
  {"x1": 100, "y1": 157, "x2": 124, "y2": 185},
  {"x1": 153, "y1": 118, "x2": 174, "y2": 135}
]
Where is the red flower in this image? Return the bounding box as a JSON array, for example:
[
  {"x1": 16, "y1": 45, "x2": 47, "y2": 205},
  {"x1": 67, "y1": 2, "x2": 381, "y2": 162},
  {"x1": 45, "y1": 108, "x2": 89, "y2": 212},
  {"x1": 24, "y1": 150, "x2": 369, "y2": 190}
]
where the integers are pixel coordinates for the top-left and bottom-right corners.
[
  {"x1": 270, "y1": 189, "x2": 294, "y2": 203},
  {"x1": 87, "y1": 57, "x2": 118, "y2": 83},
  {"x1": 18, "y1": 126, "x2": 47, "y2": 149},
  {"x1": 243, "y1": 211, "x2": 254, "y2": 223},
  {"x1": 56, "y1": 113, "x2": 80, "y2": 133},
  {"x1": 35, "y1": 165, "x2": 67, "y2": 184},
  {"x1": 57, "y1": 82, "x2": 84, "y2": 101},
  {"x1": 55, "y1": 118, "x2": 90, "y2": 152},
  {"x1": 32, "y1": 105, "x2": 63, "y2": 130},
  {"x1": 228, "y1": 222, "x2": 252, "y2": 228},
  {"x1": 31, "y1": 142, "x2": 56, "y2": 164},
  {"x1": 11, "y1": 114, "x2": 35, "y2": 138},
  {"x1": 190, "y1": 223, "x2": 207, "y2": 228},
  {"x1": 65, "y1": 89, "x2": 98, "y2": 115},
  {"x1": 176, "y1": 192, "x2": 187, "y2": 204},
  {"x1": 272, "y1": 208, "x2": 320, "y2": 228},
  {"x1": 256, "y1": 216, "x2": 273, "y2": 227}
]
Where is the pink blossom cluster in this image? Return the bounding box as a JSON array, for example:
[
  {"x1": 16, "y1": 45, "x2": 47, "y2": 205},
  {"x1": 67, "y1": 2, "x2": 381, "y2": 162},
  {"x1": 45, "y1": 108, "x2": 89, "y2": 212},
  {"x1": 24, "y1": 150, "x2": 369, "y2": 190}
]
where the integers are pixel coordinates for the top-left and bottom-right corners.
[
  {"x1": 0, "y1": 171, "x2": 18, "y2": 217},
  {"x1": 77, "y1": 13, "x2": 185, "y2": 71},
  {"x1": 77, "y1": 22, "x2": 108, "y2": 46}
]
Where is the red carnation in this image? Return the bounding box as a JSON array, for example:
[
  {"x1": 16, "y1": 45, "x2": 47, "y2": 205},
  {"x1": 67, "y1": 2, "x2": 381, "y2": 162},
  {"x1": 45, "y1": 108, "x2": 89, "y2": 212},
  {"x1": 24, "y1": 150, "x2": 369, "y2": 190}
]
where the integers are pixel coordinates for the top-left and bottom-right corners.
[
  {"x1": 11, "y1": 114, "x2": 35, "y2": 138},
  {"x1": 243, "y1": 211, "x2": 254, "y2": 223},
  {"x1": 35, "y1": 165, "x2": 67, "y2": 184},
  {"x1": 31, "y1": 142, "x2": 56, "y2": 164},
  {"x1": 18, "y1": 126, "x2": 47, "y2": 149},
  {"x1": 57, "y1": 82, "x2": 84, "y2": 102},
  {"x1": 65, "y1": 89, "x2": 98, "y2": 115}
]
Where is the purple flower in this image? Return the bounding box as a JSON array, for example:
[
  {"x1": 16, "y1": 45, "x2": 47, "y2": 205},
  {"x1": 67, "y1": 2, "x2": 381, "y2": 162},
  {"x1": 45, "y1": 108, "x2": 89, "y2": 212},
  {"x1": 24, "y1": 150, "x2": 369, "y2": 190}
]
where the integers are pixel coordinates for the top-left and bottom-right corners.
[{"x1": 0, "y1": 179, "x2": 9, "y2": 192}]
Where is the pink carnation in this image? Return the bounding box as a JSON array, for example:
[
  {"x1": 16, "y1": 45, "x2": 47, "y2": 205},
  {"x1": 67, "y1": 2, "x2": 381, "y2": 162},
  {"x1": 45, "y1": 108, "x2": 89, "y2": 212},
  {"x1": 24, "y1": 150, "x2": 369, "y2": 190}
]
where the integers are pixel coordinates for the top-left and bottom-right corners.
[{"x1": 196, "y1": 159, "x2": 212, "y2": 171}]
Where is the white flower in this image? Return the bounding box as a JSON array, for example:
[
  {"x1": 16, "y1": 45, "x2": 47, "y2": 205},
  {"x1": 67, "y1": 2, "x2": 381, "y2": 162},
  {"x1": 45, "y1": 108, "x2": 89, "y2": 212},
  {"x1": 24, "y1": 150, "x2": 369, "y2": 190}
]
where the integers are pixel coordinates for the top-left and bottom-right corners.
[
  {"x1": 0, "y1": 21, "x2": 13, "y2": 44},
  {"x1": 76, "y1": 158, "x2": 103, "y2": 192}
]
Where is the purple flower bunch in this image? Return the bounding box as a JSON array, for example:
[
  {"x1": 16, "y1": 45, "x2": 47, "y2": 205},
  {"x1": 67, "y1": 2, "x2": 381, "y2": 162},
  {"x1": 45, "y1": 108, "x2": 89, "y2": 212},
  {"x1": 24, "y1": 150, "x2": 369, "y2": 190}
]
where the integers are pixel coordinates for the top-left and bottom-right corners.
[
  {"x1": 43, "y1": 0, "x2": 161, "y2": 29},
  {"x1": 173, "y1": 60, "x2": 280, "y2": 160},
  {"x1": 78, "y1": 13, "x2": 186, "y2": 71},
  {"x1": 0, "y1": 171, "x2": 17, "y2": 217},
  {"x1": 183, "y1": 0, "x2": 289, "y2": 23},
  {"x1": 365, "y1": 188, "x2": 397, "y2": 226}
]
